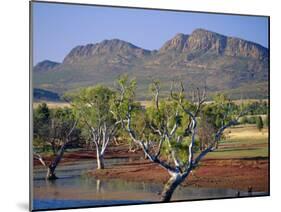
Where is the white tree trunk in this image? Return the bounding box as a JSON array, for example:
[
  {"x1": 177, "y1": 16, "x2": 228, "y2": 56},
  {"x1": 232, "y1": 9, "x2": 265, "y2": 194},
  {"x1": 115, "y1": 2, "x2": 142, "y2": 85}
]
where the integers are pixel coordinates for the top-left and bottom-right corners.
[
  {"x1": 96, "y1": 179, "x2": 104, "y2": 193},
  {"x1": 96, "y1": 149, "x2": 105, "y2": 169},
  {"x1": 161, "y1": 173, "x2": 183, "y2": 202}
]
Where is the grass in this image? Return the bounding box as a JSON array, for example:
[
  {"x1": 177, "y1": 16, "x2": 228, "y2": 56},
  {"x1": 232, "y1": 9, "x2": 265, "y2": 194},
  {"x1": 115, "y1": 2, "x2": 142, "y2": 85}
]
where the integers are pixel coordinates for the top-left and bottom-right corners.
[
  {"x1": 33, "y1": 101, "x2": 70, "y2": 109},
  {"x1": 33, "y1": 100, "x2": 155, "y2": 109},
  {"x1": 205, "y1": 124, "x2": 268, "y2": 159}
]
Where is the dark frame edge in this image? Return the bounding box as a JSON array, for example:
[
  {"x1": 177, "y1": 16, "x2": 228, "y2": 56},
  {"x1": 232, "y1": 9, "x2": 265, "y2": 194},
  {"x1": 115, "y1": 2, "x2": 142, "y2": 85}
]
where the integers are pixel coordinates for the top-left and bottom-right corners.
[
  {"x1": 267, "y1": 16, "x2": 270, "y2": 196},
  {"x1": 29, "y1": 1, "x2": 34, "y2": 211}
]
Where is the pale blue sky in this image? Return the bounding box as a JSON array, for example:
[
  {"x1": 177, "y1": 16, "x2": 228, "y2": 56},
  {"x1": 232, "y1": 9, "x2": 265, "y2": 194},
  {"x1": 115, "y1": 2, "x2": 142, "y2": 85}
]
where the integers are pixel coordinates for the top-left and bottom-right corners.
[{"x1": 32, "y1": 2, "x2": 269, "y2": 65}]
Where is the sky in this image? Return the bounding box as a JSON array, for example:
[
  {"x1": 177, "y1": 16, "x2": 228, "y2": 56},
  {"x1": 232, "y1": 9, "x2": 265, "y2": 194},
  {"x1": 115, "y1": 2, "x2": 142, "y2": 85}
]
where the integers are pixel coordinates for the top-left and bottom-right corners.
[{"x1": 32, "y1": 2, "x2": 269, "y2": 65}]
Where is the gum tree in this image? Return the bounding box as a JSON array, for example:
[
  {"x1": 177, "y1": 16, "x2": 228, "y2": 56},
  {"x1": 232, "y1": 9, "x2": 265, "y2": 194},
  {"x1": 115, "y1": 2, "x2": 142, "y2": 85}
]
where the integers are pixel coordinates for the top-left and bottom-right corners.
[
  {"x1": 114, "y1": 77, "x2": 246, "y2": 202},
  {"x1": 200, "y1": 94, "x2": 238, "y2": 150},
  {"x1": 34, "y1": 107, "x2": 79, "y2": 180},
  {"x1": 65, "y1": 85, "x2": 120, "y2": 169}
]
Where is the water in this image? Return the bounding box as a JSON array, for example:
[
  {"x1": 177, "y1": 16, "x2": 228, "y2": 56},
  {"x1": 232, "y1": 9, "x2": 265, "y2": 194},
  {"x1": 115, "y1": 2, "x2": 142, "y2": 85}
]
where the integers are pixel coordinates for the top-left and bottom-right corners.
[
  {"x1": 32, "y1": 159, "x2": 267, "y2": 210},
  {"x1": 33, "y1": 199, "x2": 148, "y2": 210}
]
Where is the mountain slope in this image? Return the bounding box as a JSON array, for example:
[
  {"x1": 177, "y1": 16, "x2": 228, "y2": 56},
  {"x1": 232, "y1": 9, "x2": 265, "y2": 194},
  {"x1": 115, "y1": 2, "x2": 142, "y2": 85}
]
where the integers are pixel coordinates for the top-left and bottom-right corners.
[
  {"x1": 33, "y1": 60, "x2": 61, "y2": 72},
  {"x1": 33, "y1": 29, "x2": 269, "y2": 100}
]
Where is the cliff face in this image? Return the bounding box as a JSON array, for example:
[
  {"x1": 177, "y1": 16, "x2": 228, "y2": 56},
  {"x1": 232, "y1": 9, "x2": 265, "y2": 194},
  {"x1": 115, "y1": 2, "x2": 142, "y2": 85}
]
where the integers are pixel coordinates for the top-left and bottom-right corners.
[
  {"x1": 158, "y1": 29, "x2": 267, "y2": 60},
  {"x1": 183, "y1": 29, "x2": 227, "y2": 54},
  {"x1": 57, "y1": 28, "x2": 268, "y2": 66},
  {"x1": 159, "y1": 33, "x2": 189, "y2": 52},
  {"x1": 224, "y1": 37, "x2": 267, "y2": 60}
]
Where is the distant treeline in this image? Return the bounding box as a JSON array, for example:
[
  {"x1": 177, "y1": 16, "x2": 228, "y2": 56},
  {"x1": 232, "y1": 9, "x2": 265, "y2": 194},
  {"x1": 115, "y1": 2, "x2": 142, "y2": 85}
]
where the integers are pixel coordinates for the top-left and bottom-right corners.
[{"x1": 33, "y1": 93, "x2": 268, "y2": 153}]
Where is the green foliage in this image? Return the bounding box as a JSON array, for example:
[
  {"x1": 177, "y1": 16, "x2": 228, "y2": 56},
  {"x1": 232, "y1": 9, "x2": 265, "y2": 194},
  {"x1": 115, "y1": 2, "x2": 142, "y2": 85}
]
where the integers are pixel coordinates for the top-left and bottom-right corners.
[
  {"x1": 33, "y1": 103, "x2": 81, "y2": 152},
  {"x1": 65, "y1": 84, "x2": 122, "y2": 150},
  {"x1": 248, "y1": 116, "x2": 257, "y2": 124},
  {"x1": 246, "y1": 100, "x2": 268, "y2": 115},
  {"x1": 201, "y1": 93, "x2": 238, "y2": 130},
  {"x1": 146, "y1": 99, "x2": 193, "y2": 137},
  {"x1": 111, "y1": 75, "x2": 137, "y2": 121},
  {"x1": 33, "y1": 103, "x2": 51, "y2": 147},
  {"x1": 161, "y1": 137, "x2": 200, "y2": 164},
  {"x1": 197, "y1": 115, "x2": 216, "y2": 151},
  {"x1": 240, "y1": 116, "x2": 257, "y2": 124},
  {"x1": 65, "y1": 85, "x2": 115, "y2": 128},
  {"x1": 112, "y1": 76, "x2": 151, "y2": 144},
  {"x1": 256, "y1": 116, "x2": 264, "y2": 131},
  {"x1": 114, "y1": 77, "x2": 204, "y2": 165},
  {"x1": 51, "y1": 107, "x2": 80, "y2": 144},
  {"x1": 240, "y1": 116, "x2": 248, "y2": 124}
]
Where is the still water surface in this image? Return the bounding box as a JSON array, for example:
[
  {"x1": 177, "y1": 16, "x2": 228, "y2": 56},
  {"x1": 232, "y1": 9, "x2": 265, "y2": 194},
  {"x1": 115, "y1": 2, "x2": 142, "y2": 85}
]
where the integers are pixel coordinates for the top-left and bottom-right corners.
[{"x1": 33, "y1": 159, "x2": 265, "y2": 210}]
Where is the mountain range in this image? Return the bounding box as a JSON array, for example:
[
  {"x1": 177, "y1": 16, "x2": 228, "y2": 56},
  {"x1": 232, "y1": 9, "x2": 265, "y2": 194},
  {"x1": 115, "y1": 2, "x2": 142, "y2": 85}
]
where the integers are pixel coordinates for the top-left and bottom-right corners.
[{"x1": 33, "y1": 28, "x2": 269, "y2": 100}]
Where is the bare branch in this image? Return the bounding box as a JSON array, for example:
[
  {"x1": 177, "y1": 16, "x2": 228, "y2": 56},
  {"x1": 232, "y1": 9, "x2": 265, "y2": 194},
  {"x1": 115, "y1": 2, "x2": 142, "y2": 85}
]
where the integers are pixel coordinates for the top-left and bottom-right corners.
[
  {"x1": 187, "y1": 119, "x2": 197, "y2": 169},
  {"x1": 66, "y1": 119, "x2": 78, "y2": 140},
  {"x1": 125, "y1": 104, "x2": 178, "y2": 174},
  {"x1": 166, "y1": 135, "x2": 181, "y2": 172},
  {"x1": 152, "y1": 81, "x2": 160, "y2": 111},
  {"x1": 149, "y1": 123, "x2": 162, "y2": 136},
  {"x1": 155, "y1": 136, "x2": 165, "y2": 158},
  {"x1": 34, "y1": 153, "x2": 47, "y2": 167},
  {"x1": 168, "y1": 105, "x2": 180, "y2": 137},
  {"x1": 170, "y1": 81, "x2": 178, "y2": 101},
  {"x1": 194, "y1": 86, "x2": 207, "y2": 117},
  {"x1": 101, "y1": 121, "x2": 121, "y2": 155}
]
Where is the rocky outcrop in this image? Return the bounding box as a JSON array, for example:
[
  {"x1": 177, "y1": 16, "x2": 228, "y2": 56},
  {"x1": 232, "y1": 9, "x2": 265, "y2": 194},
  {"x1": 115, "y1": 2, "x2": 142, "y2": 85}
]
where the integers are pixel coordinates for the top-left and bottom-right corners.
[
  {"x1": 225, "y1": 37, "x2": 267, "y2": 60},
  {"x1": 36, "y1": 29, "x2": 268, "y2": 68},
  {"x1": 159, "y1": 33, "x2": 189, "y2": 53},
  {"x1": 184, "y1": 29, "x2": 227, "y2": 54},
  {"x1": 63, "y1": 39, "x2": 151, "y2": 64},
  {"x1": 159, "y1": 29, "x2": 268, "y2": 60}
]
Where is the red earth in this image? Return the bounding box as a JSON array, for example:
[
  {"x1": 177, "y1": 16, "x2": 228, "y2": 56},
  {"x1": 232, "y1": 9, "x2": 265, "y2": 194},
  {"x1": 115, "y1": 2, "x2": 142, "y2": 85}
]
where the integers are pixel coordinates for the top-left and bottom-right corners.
[{"x1": 34, "y1": 146, "x2": 269, "y2": 192}]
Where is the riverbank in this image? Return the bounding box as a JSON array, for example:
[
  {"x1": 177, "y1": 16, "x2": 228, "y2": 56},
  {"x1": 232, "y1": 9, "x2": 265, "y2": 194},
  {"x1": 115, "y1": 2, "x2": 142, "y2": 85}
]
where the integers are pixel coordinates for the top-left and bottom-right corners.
[
  {"x1": 33, "y1": 125, "x2": 269, "y2": 193},
  {"x1": 89, "y1": 157, "x2": 268, "y2": 193},
  {"x1": 33, "y1": 147, "x2": 269, "y2": 193},
  {"x1": 33, "y1": 145, "x2": 143, "y2": 166},
  {"x1": 33, "y1": 151, "x2": 268, "y2": 194}
]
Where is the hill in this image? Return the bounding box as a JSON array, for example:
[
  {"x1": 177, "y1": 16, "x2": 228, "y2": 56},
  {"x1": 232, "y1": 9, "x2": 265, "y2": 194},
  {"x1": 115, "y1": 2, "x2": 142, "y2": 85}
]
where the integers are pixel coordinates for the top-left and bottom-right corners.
[
  {"x1": 33, "y1": 60, "x2": 61, "y2": 72},
  {"x1": 33, "y1": 28, "x2": 269, "y2": 100},
  {"x1": 33, "y1": 88, "x2": 61, "y2": 102}
]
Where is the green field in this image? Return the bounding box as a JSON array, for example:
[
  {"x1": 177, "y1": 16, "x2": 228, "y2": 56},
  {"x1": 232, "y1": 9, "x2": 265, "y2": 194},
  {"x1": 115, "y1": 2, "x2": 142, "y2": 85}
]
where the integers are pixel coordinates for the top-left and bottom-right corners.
[{"x1": 206, "y1": 124, "x2": 268, "y2": 159}]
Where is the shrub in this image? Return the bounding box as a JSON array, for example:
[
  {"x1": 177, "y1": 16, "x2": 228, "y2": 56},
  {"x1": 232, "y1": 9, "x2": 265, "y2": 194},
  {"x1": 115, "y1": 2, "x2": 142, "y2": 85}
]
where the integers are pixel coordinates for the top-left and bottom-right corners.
[
  {"x1": 247, "y1": 116, "x2": 257, "y2": 124},
  {"x1": 240, "y1": 116, "x2": 248, "y2": 124},
  {"x1": 256, "y1": 116, "x2": 264, "y2": 131}
]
